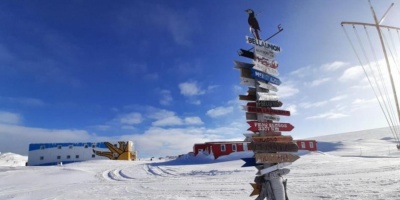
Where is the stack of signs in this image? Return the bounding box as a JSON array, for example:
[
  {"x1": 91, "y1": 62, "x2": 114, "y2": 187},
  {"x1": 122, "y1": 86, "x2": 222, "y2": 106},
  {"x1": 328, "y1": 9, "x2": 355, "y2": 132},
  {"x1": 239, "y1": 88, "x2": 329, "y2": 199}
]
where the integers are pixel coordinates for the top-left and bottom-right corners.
[{"x1": 235, "y1": 36, "x2": 299, "y2": 200}]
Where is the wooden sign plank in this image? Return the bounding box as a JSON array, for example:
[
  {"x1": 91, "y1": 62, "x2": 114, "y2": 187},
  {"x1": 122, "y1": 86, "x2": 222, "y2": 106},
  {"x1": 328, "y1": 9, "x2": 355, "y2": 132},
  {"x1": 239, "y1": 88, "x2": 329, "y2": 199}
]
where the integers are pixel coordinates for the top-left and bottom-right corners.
[
  {"x1": 248, "y1": 121, "x2": 294, "y2": 132},
  {"x1": 240, "y1": 77, "x2": 255, "y2": 87},
  {"x1": 257, "y1": 162, "x2": 292, "y2": 176},
  {"x1": 239, "y1": 95, "x2": 256, "y2": 101},
  {"x1": 241, "y1": 157, "x2": 262, "y2": 167},
  {"x1": 257, "y1": 92, "x2": 279, "y2": 101},
  {"x1": 242, "y1": 106, "x2": 290, "y2": 116},
  {"x1": 246, "y1": 36, "x2": 281, "y2": 52},
  {"x1": 255, "y1": 153, "x2": 300, "y2": 164},
  {"x1": 238, "y1": 48, "x2": 254, "y2": 59},
  {"x1": 247, "y1": 101, "x2": 282, "y2": 108},
  {"x1": 234, "y1": 60, "x2": 253, "y2": 69},
  {"x1": 252, "y1": 135, "x2": 293, "y2": 143},
  {"x1": 254, "y1": 44, "x2": 276, "y2": 59},
  {"x1": 250, "y1": 183, "x2": 261, "y2": 196},
  {"x1": 258, "y1": 81, "x2": 278, "y2": 92},
  {"x1": 249, "y1": 142, "x2": 298, "y2": 153},
  {"x1": 251, "y1": 68, "x2": 281, "y2": 86},
  {"x1": 253, "y1": 60, "x2": 279, "y2": 76}
]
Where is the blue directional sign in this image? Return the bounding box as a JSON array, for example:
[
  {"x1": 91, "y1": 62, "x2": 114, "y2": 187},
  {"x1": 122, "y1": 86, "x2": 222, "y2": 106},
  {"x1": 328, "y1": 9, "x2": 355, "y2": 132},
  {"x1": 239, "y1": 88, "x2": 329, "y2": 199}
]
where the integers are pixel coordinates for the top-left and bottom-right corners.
[
  {"x1": 241, "y1": 157, "x2": 262, "y2": 167},
  {"x1": 251, "y1": 68, "x2": 281, "y2": 85}
]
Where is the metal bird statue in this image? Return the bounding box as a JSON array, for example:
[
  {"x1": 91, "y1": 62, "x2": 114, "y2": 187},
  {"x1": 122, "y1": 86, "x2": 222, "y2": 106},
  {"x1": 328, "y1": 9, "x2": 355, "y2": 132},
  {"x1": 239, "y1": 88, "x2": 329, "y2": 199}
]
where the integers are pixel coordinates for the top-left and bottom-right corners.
[{"x1": 246, "y1": 9, "x2": 261, "y2": 40}]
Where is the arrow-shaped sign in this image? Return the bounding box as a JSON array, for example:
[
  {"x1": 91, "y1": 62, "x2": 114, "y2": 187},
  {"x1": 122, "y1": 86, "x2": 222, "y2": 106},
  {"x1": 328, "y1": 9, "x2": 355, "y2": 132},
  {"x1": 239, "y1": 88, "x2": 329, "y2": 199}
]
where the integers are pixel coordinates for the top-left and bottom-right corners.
[
  {"x1": 247, "y1": 101, "x2": 282, "y2": 108},
  {"x1": 258, "y1": 81, "x2": 278, "y2": 92},
  {"x1": 248, "y1": 121, "x2": 294, "y2": 132},
  {"x1": 257, "y1": 162, "x2": 292, "y2": 176},
  {"x1": 251, "y1": 68, "x2": 281, "y2": 86},
  {"x1": 252, "y1": 135, "x2": 293, "y2": 143},
  {"x1": 245, "y1": 112, "x2": 281, "y2": 121},
  {"x1": 234, "y1": 60, "x2": 253, "y2": 69},
  {"x1": 242, "y1": 106, "x2": 291, "y2": 116},
  {"x1": 241, "y1": 157, "x2": 261, "y2": 167},
  {"x1": 255, "y1": 153, "x2": 300, "y2": 164},
  {"x1": 239, "y1": 94, "x2": 256, "y2": 101},
  {"x1": 257, "y1": 92, "x2": 279, "y2": 101},
  {"x1": 254, "y1": 60, "x2": 279, "y2": 76},
  {"x1": 250, "y1": 183, "x2": 261, "y2": 196},
  {"x1": 249, "y1": 142, "x2": 299, "y2": 153},
  {"x1": 238, "y1": 48, "x2": 255, "y2": 59}
]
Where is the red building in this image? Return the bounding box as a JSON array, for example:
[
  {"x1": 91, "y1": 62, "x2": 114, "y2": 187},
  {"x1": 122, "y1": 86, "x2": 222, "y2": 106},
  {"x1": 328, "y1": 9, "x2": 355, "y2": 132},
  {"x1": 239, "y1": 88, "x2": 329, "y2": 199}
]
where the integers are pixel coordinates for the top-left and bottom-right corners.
[
  {"x1": 193, "y1": 140, "x2": 317, "y2": 159},
  {"x1": 193, "y1": 141, "x2": 250, "y2": 159},
  {"x1": 295, "y1": 140, "x2": 317, "y2": 151}
]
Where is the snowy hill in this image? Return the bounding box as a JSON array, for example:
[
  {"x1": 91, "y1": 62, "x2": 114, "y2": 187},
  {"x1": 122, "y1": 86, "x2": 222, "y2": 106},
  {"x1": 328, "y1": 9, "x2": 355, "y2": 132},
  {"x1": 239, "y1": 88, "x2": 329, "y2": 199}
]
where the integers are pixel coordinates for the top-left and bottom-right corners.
[
  {"x1": 0, "y1": 152, "x2": 27, "y2": 167},
  {"x1": 1, "y1": 127, "x2": 400, "y2": 199}
]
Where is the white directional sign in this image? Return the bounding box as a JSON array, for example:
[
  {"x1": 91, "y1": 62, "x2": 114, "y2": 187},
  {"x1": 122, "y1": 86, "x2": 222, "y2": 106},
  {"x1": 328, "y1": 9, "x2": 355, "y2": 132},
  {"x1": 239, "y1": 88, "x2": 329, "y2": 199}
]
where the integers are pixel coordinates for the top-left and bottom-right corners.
[
  {"x1": 253, "y1": 60, "x2": 279, "y2": 76},
  {"x1": 254, "y1": 45, "x2": 276, "y2": 60},
  {"x1": 257, "y1": 81, "x2": 278, "y2": 92},
  {"x1": 257, "y1": 92, "x2": 279, "y2": 101}
]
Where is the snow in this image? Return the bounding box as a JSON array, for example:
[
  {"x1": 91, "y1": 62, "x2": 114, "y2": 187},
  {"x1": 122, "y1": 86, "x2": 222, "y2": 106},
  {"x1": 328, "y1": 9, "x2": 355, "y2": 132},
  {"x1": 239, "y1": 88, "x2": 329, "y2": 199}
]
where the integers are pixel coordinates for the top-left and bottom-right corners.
[{"x1": 1, "y1": 127, "x2": 400, "y2": 199}]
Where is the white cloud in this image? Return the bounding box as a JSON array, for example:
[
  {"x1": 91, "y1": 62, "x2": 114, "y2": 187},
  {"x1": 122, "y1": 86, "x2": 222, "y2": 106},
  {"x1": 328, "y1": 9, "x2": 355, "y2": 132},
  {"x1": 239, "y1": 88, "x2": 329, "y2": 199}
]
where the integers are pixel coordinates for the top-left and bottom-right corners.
[
  {"x1": 306, "y1": 112, "x2": 349, "y2": 120},
  {"x1": 206, "y1": 106, "x2": 233, "y2": 118},
  {"x1": 299, "y1": 101, "x2": 328, "y2": 109},
  {"x1": 278, "y1": 83, "x2": 300, "y2": 98},
  {"x1": 184, "y1": 116, "x2": 203, "y2": 125},
  {"x1": 117, "y1": 112, "x2": 142, "y2": 125},
  {"x1": 160, "y1": 90, "x2": 173, "y2": 106},
  {"x1": 309, "y1": 77, "x2": 331, "y2": 87},
  {"x1": 0, "y1": 111, "x2": 22, "y2": 125},
  {"x1": 285, "y1": 104, "x2": 298, "y2": 116},
  {"x1": 339, "y1": 66, "x2": 364, "y2": 82},
  {"x1": 321, "y1": 61, "x2": 348, "y2": 71},
  {"x1": 179, "y1": 81, "x2": 205, "y2": 96},
  {"x1": 152, "y1": 116, "x2": 183, "y2": 126},
  {"x1": 330, "y1": 95, "x2": 347, "y2": 101}
]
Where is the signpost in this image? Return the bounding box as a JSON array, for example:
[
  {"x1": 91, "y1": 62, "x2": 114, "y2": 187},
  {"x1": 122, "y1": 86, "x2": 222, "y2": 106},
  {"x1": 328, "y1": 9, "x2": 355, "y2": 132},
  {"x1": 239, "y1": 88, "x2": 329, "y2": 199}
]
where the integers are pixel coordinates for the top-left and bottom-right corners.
[{"x1": 235, "y1": 14, "x2": 297, "y2": 199}]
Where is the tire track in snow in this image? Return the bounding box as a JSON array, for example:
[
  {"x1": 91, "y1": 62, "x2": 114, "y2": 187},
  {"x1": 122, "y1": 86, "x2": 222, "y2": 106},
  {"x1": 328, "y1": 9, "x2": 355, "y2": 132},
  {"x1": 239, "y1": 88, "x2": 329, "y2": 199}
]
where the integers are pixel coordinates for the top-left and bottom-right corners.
[{"x1": 102, "y1": 169, "x2": 135, "y2": 181}]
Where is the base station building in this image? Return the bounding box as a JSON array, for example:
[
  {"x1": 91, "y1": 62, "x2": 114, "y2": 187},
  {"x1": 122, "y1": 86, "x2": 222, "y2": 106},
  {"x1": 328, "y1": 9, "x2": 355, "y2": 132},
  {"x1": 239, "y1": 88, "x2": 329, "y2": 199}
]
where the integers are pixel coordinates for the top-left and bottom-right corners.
[{"x1": 27, "y1": 141, "x2": 137, "y2": 166}]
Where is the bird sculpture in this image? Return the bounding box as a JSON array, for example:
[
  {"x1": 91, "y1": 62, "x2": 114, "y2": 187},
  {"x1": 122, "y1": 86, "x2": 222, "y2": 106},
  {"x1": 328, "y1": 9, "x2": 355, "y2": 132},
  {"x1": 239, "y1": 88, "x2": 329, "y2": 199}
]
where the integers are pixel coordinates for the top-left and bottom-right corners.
[{"x1": 245, "y1": 9, "x2": 261, "y2": 40}]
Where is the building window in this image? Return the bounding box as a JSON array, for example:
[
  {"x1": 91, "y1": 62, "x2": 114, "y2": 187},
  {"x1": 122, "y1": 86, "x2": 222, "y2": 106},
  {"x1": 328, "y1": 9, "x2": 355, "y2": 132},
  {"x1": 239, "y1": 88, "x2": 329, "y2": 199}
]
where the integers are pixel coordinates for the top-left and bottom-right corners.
[
  {"x1": 67, "y1": 155, "x2": 71, "y2": 159},
  {"x1": 92, "y1": 154, "x2": 95, "y2": 158},
  {"x1": 309, "y1": 142, "x2": 314, "y2": 149},
  {"x1": 301, "y1": 142, "x2": 306, "y2": 149},
  {"x1": 57, "y1": 145, "x2": 62, "y2": 149},
  {"x1": 84, "y1": 144, "x2": 88, "y2": 148},
  {"x1": 232, "y1": 144, "x2": 237, "y2": 152},
  {"x1": 40, "y1": 156, "x2": 44, "y2": 160},
  {"x1": 40, "y1": 146, "x2": 45, "y2": 150},
  {"x1": 92, "y1": 144, "x2": 96, "y2": 148},
  {"x1": 57, "y1": 156, "x2": 61, "y2": 159},
  {"x1": 69, "y1": 145, "x2": 73, "y2": 149},
  {"x1": 221, "y1": 144, "x2": 226, "y2": 152},
  {"x1": 75, "y1": 155, "x2": 79, "y2": 159}
]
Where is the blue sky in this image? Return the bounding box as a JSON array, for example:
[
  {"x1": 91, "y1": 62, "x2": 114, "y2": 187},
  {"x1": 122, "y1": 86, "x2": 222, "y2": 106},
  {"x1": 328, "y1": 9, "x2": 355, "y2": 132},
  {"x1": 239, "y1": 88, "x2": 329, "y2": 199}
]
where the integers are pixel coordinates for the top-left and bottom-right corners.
[{"x1": 1, "y1": 0, "x2": 399, "y2": 158}]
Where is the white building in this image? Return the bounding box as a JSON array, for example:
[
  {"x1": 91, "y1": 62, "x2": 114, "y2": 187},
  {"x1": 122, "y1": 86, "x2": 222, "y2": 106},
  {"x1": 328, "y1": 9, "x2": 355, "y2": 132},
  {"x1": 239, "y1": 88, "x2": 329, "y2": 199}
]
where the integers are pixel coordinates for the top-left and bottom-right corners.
[{"x1": 27, "y1": 141, "x2": 137, "y2": 166}]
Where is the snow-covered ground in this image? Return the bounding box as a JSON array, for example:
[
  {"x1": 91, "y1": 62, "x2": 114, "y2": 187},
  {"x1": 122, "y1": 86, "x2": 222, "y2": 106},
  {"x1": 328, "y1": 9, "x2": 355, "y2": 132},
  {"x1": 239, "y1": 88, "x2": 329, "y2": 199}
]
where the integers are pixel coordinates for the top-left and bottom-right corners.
[{"x1": 1, "y1": 127, "x2": 400, "y2": 200}]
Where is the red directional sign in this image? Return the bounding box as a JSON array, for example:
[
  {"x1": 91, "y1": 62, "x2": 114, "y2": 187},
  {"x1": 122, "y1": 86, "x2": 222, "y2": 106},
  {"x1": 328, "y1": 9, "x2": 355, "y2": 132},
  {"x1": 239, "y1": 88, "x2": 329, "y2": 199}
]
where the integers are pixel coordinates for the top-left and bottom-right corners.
[
  {"x1": 242, "y1": 106, "x2": 290, "y2": 116},
  {"x1": 248, "y1": 121, "x2": 294, "y2": 132}
]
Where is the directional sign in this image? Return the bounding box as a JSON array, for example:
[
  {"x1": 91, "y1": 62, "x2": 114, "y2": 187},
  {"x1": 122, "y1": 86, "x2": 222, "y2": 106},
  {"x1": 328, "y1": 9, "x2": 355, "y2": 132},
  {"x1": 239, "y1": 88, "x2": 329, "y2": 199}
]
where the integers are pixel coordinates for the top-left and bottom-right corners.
[
  {"x1": 234, "y1": 60, "x2": 253, "y2": 69},
  {"x1": 249, "y1": 142, "x2": 299, "y2": 153},
  {"x1": 252, "y1": 135, "x2": 293, "y2": 143},
  {"x1": 240, "y1": 77, "x2": 255, "y2": 87},
  {"x1": 254, "y1": 45, "x2": 276, "y2": 60},
  {"x1": 255, "y1": 101, "x2": 282, "y2": 107},
  {"x1": 257, "y1": 113, "x2": 280, "y2": 121},
  {"x1": 251, "y1": 68, "x2": 281, "y2": 86},
  {"x1": 242, "y1": 106, "x2": 291, "y2": 116},
  {"x1": 241, "y1": 157, "x2": 261, "y2": 167},
  {"x1": 250, "y1": 183, "x2": 261, "y2": 196},
  {"x1": 255, "y1": 153, "x2": 300, "y2": 164},
  {"x1": 246, "y1": 36, "x2": 281, "y2": 52},
  {"x1": 258, "y1": 81, "x2": 278, "y2": 92},
  {"x1": 238, "y1": 48, "x2": 254, "y2": 59},
  {"x1": 257, "y1": 92, "x2": 279, "y2": 101},
  {"x1": 247, "y1": 101, "x2": 283, "y2": 108},
  {"x1": 239, "y1": 94, "x2": 256, "y2": 101},
  {"x1": 248, "y1": 121, "x2": 294, "y2": 132},
  {"x1": 240, "y1": 68, "x2": 252, "y2": 79},
  {"x1": 257, "y1": 162, "x2": 292, "y2": 176},
  {"x1": 264, "y1": 168, "x2": 290, "y2": 179},
  {"x1": 253, "y1": 62, "x2": 279, "y2": 77}
]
